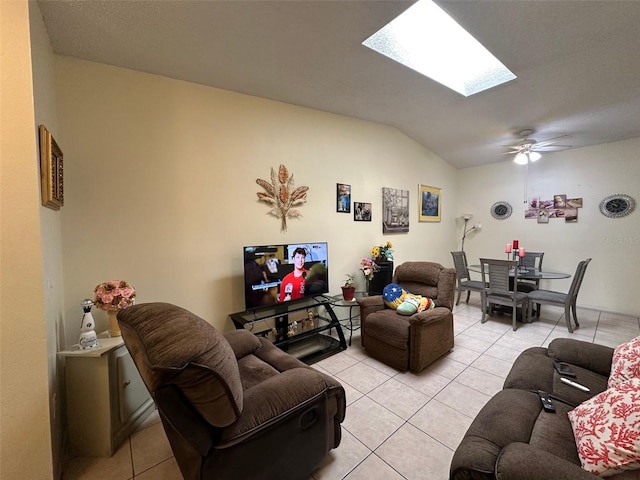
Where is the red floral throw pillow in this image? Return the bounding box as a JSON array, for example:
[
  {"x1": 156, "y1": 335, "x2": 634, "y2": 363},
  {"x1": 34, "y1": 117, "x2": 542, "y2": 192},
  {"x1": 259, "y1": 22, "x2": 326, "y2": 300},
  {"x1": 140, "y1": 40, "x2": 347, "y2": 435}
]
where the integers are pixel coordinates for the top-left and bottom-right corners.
[
  {"x1": 609, "y1": 335, "x2": 640, "y2": 388},
  {"x1": 568, "y1": 377, "x2": 640, "y2": 477}
]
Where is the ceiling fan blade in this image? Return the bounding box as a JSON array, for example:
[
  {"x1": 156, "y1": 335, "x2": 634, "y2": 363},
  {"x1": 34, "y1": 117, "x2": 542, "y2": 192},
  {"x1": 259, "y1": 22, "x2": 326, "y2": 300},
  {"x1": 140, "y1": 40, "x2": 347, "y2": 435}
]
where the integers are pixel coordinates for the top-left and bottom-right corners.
[
  {"x1": 534, "y1": 135, "x2": 571, "y2": 147},
  {"x1": 532, "y1": 144, "x2": 572, "y2": 151},
  {"x1": 540, "y1": 134, "x2": 570, "y2": 142}
]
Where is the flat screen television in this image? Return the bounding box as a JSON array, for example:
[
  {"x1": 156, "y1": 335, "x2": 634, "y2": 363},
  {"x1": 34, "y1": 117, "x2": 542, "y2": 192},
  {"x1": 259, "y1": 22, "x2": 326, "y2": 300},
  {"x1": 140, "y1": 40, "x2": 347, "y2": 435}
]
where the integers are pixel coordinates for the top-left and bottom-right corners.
[{"x1": 243, "y1": 242, "x2": 329, "y2": 310}]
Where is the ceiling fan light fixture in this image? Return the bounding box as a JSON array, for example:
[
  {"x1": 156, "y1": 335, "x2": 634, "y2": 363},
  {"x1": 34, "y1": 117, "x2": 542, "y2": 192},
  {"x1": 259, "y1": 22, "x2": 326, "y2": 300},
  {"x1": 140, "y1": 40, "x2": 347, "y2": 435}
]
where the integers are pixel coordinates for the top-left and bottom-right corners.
[
  {"x1": 514, "y1": 153, "x2": 528, "y2": 165},
  {"x1": 514, "y1": 150, "x2": 541, "y2": 165}
]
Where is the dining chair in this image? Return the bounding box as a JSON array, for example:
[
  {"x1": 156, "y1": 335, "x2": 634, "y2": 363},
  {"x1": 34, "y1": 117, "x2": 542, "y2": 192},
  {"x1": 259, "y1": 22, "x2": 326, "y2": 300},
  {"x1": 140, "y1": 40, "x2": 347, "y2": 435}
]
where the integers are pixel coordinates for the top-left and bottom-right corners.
[
  {"x1": 517, "y1": 251, "x2": 544, "y2": 315},
  {"x1": 451, "y1": 251, "x2": 484, "y2": 305},
  {"x1": 526, "y1": 258, "x2": 592, "y2": 333},
  {"x1": 518, "y1": 252, "x2": 544, "y2": 284},
  {"x1": 480, "y1": 258, "x2": 529, "y2": 331}
]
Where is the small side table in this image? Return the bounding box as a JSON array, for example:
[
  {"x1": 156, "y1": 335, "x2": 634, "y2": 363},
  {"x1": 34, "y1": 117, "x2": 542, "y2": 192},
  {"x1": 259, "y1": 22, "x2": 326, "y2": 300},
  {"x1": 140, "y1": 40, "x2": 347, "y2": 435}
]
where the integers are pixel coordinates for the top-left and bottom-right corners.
[
  {"x1": 58, "y1": 333, "x2": 155, "y2": 456},
  {"x1": 330, "y1": 292, "x2": 367, "y2": 346}
]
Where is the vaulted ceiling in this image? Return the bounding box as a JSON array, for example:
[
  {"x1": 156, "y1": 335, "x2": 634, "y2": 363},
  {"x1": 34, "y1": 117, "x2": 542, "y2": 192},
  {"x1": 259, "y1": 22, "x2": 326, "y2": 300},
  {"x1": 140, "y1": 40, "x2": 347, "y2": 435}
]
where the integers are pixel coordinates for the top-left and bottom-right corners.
[{"x1": 37, "y1": 0, "x2": 640, "y2": 168}]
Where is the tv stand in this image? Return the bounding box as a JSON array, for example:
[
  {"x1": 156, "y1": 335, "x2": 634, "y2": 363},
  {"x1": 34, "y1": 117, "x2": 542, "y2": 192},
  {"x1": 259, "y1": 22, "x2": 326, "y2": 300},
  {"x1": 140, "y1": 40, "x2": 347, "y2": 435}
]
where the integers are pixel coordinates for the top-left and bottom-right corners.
[{"x1": 230, "y1": 296, "x2": 347, "y2": 364}]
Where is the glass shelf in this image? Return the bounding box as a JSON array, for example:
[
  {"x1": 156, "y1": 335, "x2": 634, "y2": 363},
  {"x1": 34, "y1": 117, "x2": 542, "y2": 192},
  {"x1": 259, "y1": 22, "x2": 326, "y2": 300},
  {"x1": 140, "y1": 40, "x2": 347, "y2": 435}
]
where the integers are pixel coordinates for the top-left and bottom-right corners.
[{"x1": 229, "y1": 295, "x2": 346, "y2": 364}]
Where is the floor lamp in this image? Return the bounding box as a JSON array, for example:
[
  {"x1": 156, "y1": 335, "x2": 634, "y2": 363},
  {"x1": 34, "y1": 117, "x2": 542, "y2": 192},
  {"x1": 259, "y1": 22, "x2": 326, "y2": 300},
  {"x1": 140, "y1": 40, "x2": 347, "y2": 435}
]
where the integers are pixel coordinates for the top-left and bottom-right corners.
[{"x1": 461, "y1": 214, "x2": 481, "y2": 251}]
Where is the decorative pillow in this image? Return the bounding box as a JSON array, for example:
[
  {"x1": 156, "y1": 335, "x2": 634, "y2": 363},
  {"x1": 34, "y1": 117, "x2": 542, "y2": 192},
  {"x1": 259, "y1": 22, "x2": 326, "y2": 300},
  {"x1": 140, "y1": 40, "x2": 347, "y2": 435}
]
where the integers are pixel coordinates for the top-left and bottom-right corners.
[
  {"x1": 383, "y1": 283, "x2": 407, "y2": 309},
  {"x1": 568, "y1": 377, "x2": 640, "y2": 477},
  {"x1": 609, "y1": 335, "x2": 640, "y2": 388},
  {"x1": 396, "y1": 294, "x2": 436, "y2": 316}
]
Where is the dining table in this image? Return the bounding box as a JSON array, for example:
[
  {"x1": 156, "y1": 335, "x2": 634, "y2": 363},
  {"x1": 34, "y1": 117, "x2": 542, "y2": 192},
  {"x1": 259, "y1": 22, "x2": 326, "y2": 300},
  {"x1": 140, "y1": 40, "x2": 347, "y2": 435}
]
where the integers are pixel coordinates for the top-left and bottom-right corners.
[
  {"x1": 467, "y1": 264, "x2": 571, "y2": 280},
  {"x1": 467, "y1": 264, "x2": 571, "y2": 322}
]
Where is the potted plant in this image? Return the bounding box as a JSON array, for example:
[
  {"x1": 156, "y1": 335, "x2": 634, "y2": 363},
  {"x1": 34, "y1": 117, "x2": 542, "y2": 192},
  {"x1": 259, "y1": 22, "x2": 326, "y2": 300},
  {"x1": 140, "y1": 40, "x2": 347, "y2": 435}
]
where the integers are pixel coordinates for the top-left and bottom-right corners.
[{"x1": 341, "y1": 274, "x2": 356, "y2": 301}]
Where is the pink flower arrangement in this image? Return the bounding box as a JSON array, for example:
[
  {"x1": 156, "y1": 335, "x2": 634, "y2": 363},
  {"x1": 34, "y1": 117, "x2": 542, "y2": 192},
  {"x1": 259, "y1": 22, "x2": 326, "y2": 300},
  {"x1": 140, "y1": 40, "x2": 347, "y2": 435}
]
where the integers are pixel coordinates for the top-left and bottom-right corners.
[
  {"x1": 94, "y1": 280, "x2": 136, "y2": 311},
  {"x1": 360, "y1": 257, "x2": 379, "y2": 281}
]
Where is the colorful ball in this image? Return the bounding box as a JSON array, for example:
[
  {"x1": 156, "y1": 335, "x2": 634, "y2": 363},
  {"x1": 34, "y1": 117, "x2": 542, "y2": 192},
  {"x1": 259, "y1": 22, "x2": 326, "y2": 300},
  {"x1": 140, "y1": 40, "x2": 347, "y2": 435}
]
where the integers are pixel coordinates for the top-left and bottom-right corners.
[{"x1": 383, "y1": 283, "x2": 407, "y2": 309}]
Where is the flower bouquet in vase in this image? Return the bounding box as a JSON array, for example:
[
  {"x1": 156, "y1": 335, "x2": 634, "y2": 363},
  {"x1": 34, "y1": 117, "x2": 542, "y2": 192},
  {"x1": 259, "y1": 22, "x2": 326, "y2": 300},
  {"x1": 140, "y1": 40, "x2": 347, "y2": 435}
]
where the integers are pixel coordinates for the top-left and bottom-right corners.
[
  {"x1": 360, "y1": 257, "x2": 379, "y2": 293},
  {"x1": 94, "y1": 280, "x2": 136, "y2": 337},
  {"x1": 371, "y1": 241, "x2": 394, "y2": 262}
]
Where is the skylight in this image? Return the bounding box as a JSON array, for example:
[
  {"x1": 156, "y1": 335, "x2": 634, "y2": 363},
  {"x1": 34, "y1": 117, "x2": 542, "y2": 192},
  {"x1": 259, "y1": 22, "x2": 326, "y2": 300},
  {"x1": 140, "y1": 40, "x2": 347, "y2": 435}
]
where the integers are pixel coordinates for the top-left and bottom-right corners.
[{"x1": 362, "y1": 0, "x2": 516, "y2": 96}]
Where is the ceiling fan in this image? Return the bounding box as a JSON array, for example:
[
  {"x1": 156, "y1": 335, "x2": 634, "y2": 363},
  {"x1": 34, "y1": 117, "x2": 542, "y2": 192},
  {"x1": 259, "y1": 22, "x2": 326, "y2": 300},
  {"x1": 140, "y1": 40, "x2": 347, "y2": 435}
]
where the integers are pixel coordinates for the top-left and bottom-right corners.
[{"x1": 503, "y1": 129, "x2": 572, "y2": 164}]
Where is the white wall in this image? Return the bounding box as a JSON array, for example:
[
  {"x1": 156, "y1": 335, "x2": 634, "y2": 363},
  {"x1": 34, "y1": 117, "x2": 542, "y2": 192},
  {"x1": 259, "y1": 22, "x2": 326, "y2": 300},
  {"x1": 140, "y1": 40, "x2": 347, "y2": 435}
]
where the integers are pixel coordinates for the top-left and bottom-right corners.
[
  {"x1": 458, "y1": 140, "x2": 640, "y2": 315},
  {"x1": 54, "y1": 58, "x2": 459, "y2": 345},
  {"x1": 0, "y1": 1, "x2": 53, "y2": 478}
]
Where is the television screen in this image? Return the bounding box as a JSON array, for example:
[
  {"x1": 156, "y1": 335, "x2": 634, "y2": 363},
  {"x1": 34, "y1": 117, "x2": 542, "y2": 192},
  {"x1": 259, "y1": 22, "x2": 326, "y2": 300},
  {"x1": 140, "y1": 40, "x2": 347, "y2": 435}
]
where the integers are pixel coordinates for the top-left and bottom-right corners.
[{"x1": 243, "y1": 242, "x2": 329, "y2": 310}]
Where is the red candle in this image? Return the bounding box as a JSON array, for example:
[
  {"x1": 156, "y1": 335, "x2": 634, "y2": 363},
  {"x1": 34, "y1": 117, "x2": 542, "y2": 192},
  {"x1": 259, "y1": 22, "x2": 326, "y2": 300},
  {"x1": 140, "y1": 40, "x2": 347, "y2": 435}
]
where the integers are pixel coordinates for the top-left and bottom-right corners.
[
  {"x1": 505, "y1": 243, "x2": 512, "y2": 253},
  {"x1": 513, "y1": 240, "x2": 519, "y2": 249},
  {"x1": 519, "y1": 247, "x2": 525, "y2": 257}
]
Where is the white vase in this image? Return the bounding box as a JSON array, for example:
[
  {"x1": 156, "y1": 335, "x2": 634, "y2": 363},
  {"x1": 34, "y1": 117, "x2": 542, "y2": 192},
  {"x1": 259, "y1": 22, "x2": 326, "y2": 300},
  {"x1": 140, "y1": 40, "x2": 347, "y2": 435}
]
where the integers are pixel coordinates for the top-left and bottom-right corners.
[{"x1": 78, "y1": 300, "x2": 98, "y2": 349}]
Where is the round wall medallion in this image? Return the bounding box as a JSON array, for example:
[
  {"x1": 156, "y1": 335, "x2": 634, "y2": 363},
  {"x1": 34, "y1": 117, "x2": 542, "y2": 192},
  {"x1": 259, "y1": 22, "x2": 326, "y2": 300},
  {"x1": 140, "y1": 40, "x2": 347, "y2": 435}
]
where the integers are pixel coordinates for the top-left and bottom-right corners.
[
  {"x1": 491, "y1": 201, "x2": 512, "y2": 220},
  {"x1": 599, "y1": 194, "x2": 636, "y2": 218}
]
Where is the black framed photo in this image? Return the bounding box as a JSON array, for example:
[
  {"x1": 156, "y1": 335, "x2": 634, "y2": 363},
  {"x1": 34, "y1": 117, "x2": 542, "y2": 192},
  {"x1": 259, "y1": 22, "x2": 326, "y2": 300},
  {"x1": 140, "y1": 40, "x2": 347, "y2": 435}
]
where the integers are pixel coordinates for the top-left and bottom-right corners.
[
  {"x1": 337, "y1": 183, "x2": 351, "y2": 213},
  {"x1": 354, "y1": 202, "x2": 372, "y2": 221}
]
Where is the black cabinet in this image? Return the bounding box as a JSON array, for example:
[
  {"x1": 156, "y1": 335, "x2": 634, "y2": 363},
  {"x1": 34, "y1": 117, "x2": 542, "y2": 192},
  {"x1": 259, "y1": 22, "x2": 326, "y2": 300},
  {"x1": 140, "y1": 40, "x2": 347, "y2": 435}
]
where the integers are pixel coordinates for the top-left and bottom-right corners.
[
  {"x1": 230, "y1": 296, "x2": 347, "y2": 364},
  {"x1": 368, "y1": 261, "x2": 394, "y2": 295}
]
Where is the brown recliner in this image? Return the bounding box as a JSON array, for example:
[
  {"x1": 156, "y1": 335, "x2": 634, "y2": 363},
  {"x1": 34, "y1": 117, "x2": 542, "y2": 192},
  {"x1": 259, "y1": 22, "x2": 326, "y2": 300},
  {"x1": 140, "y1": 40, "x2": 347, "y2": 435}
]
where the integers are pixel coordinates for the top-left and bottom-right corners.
[
  {"x1": 118, "y1": 302, "x2": 346, "y2": 480},
  {"x1": 357, "y1": 261, "x2": 456, "y2": 372}
]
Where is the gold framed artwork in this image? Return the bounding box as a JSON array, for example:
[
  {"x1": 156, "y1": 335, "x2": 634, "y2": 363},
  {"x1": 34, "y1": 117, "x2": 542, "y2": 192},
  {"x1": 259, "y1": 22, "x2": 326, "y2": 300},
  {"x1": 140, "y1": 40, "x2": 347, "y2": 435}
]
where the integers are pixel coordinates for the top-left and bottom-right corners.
[
  {"x1": 39, "y1": 125, "x2": 64, "y2": 210},
  {"x1": 418, "y1": 184, "x2": 441, "y2": 222}
]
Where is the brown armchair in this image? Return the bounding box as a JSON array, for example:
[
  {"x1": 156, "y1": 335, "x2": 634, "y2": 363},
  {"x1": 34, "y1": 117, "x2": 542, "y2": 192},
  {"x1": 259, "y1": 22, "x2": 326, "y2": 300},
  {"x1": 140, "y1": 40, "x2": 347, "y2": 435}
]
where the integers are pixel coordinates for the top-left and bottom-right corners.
[
  {"x1": 357, "y1": 261, "x2": 456, "y2": 372},
  {"x1": 118, "y1": 302, "x2": 346, "y2": 480}
]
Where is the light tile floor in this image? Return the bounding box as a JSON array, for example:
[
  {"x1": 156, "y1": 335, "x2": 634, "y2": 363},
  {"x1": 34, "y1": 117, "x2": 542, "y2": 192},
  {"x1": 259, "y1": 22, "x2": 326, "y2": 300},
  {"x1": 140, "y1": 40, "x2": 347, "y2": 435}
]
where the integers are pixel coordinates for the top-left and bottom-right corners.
[{"x1": 62, "y1": 298, "x2": 639, "y2": 480}]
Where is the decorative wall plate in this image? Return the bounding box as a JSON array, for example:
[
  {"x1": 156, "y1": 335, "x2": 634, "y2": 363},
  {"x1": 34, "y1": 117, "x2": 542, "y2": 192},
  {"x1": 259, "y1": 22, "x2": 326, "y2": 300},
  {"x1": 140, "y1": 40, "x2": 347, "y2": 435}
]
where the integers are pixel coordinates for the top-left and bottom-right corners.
[
  {"x1": 490, "y1": 201, "x2": 512, "y2": 220},
  {"x1": 599, "y1": 194, "x2": 636, "y2": 218}
]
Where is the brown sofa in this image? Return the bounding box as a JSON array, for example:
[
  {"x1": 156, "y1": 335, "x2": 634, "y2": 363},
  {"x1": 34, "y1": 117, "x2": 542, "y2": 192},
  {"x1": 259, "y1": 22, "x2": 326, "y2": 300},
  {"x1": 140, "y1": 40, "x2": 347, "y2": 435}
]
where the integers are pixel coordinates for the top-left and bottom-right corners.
[
  {"x1": 357, "y1": 261, "x2": 456, "y2": 372},
  {"x1": 118, "y1": 302, "x2": 346, "y2": 480},
  {"x1": 450, "y1": 338, "x2": 640, "y2": 480}
]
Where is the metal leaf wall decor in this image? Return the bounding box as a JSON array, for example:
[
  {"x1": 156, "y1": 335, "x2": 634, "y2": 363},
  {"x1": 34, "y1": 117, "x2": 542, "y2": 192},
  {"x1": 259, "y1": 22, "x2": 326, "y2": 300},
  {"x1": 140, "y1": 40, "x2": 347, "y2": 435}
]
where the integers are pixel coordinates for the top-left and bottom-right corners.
[{"x1": 256, "y1": 164, "x2": 308, "y2": 232}]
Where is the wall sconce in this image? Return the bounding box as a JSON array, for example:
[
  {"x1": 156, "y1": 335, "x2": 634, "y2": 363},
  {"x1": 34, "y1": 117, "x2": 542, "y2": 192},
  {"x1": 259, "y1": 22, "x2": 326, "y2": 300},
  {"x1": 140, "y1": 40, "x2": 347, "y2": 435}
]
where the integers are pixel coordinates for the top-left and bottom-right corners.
[{"x1": 461, "y1": 214, "x2": 481, "y2": 251}]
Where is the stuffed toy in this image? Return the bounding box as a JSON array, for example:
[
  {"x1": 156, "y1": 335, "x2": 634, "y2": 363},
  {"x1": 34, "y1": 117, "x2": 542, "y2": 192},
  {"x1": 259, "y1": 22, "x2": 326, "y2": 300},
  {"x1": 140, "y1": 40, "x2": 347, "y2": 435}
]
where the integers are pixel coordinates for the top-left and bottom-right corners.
[{"x1": 383, "y1": 283, "x2": 435, "y2": 316}]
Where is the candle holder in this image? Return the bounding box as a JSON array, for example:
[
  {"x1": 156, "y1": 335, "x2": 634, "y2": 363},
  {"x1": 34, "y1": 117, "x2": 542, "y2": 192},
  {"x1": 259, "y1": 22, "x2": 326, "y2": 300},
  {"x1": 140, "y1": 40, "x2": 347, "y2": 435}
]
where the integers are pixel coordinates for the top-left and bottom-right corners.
[{"x1": 517, "y1": 248, "x2": 527, "y2": 272}]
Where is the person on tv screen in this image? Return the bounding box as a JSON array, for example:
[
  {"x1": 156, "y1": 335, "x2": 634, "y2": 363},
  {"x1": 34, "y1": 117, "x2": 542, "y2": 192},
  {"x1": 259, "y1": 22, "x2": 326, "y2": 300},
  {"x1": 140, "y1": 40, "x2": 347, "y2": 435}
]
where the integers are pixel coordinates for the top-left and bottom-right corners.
[{"x1": 279, "y1": 247, "x2": 309, "y2": 302}]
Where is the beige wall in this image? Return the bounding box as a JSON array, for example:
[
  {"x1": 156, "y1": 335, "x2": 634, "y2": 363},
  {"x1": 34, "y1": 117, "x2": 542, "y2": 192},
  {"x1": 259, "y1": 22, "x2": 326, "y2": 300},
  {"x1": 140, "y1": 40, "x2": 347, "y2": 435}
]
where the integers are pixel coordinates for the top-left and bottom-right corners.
[
  {"x1": 29, "y1": 0, "x2": 67, "y2": 476},
  {"x1": 5, "y1": 6, "x2": 638, "y2": 477},
  {"x1": 0, "y1": 1, "x2": 54, "y2": 479},
  {"x1": 54, "y1": 57, "x2": 459, "y2": 346},
  {"x1": 458, "y1": 139, "x2": 640, "y2": 315}
]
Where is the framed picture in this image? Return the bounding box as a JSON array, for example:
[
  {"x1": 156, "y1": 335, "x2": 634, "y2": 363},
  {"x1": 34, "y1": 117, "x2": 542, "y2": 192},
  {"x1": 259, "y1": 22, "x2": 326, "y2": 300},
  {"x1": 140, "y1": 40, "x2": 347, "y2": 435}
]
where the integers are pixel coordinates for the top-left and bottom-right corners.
[
  {"x1": 537, "y1": 209, "x2": 550, "y2": 224},
  {"x1": 354, "y1": 202, "x2": 372, "y2": 221},
  {"x1": 39, "y1": 125, "x2": 64, "y2": 210},
  {"x1": 566, "y1": 198, "x2": 583, "y2": 208},
  {"x1": 554, "y1": 194, "x2": 567, "y2": 208},
  {"x1": 565, "y1": 208, "x2": 579, "y2": 223},
  {"x1": 336, "y1": 183, "x2": 351, "y2": 213},
  {"x1": 382, "y1": 187, "x2": 410, "y2": 233},
  {"x1": 418, "y1": 184, "x2": 441, "y2": 222}
]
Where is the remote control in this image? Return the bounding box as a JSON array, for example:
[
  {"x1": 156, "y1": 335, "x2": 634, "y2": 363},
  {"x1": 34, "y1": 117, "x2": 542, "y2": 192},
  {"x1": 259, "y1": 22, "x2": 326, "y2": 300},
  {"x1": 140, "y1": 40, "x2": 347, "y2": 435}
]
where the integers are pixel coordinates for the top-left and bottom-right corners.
[
  {"x1": 537, "y1": 390, "x2": 556, "y2": 413},
  {"x1": 553, "y1": 360, "x2": 577, "y2": 377},
  {"x1": 560, "y1": 377, "x2": 590, "y2": 392}
]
